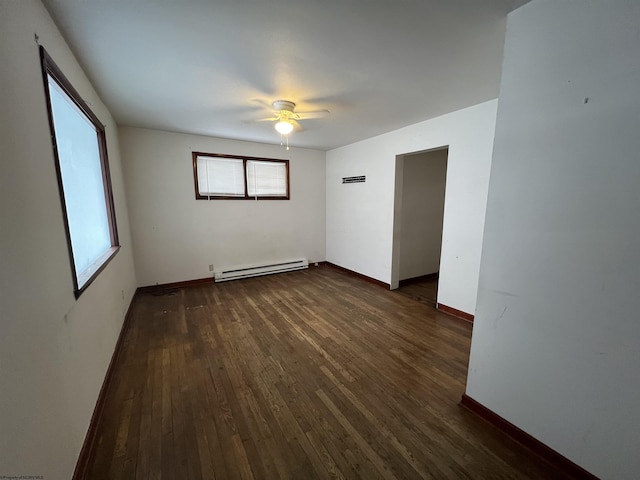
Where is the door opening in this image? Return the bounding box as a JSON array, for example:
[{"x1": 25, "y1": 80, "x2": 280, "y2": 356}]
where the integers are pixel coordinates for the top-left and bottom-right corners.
[{"x1": 391, "y1": 147, "x2": 448, "y2": 307}]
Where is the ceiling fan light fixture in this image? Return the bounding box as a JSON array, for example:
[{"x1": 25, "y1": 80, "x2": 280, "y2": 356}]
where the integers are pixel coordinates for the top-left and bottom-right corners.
[{"x1": 275, "y1": 120, "x2": 294, "y2": 135}]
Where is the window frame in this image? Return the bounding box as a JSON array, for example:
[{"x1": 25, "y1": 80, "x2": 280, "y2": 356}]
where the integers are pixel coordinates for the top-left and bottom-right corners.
[
  {"x1": 192, "y1": 152, "x2": 290, "y2": 200},
  {"x1": 40, "y1": 46, "x2": 120, "y2": 298}
]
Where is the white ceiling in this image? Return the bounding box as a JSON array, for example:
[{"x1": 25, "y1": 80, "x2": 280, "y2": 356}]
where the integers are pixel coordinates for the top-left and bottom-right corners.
[{"x1": 42, "y1": 0, "x2": 528, "y2": 151}]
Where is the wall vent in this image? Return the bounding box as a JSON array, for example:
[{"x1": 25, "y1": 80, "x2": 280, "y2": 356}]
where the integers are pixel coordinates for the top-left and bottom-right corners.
[
  {"x1": 342, "y1": 175, "x2": 366, "y2": 184},
  {"x1": 214, "y1": 258, "x2": 308, "y2": 282}
]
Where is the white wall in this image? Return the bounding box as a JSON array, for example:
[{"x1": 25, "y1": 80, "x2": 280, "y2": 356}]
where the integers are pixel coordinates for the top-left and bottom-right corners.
[
  {"x1": 0, "y1": 1, "x2": 137, "y2": 478},
  {"x1": 467, "y1": 2, "x2": 640, "y2": 479},
  {"x1": 120, "y1": 127, "x2": 326, "y2": 287},
  {"x1": 326, "y1": 100, "x2": 497, "y2": 314},
  {"x1": 399, "y1": 150, "x2": 447, "y2": 280}
]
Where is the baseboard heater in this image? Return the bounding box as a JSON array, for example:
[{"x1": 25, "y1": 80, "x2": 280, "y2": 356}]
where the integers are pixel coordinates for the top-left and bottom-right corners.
[{"x1": 214, "y1": 258, "x2": 308, "y2": 282}]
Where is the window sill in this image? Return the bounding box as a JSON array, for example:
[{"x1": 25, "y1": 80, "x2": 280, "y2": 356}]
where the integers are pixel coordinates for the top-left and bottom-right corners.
[{"x1": 74, "y1": 245, "x2": 121, "y2": 299}]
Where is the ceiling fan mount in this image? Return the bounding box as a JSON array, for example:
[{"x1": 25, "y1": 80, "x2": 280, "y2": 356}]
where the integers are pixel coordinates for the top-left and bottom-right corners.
[{"x1": 272, "y1": 100, "x2": 296, "y2": 114}]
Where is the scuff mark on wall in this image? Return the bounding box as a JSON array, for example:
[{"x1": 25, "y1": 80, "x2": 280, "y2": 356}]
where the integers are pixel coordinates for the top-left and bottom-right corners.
[
  {"x1": 491, "y1": 289, "x2": 518, "y2": 298},
  {"x1": 494, "y1": 305, "x2": 508, "y2": 331}
]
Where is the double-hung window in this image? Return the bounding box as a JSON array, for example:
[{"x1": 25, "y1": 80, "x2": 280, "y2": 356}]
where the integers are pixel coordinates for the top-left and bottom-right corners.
[
  {"x1": 193, "y1": 152, "x2": 289, "y2": 200},
  {"x1": 40, "y1": 46, "x2": 120, "y2": 298}
]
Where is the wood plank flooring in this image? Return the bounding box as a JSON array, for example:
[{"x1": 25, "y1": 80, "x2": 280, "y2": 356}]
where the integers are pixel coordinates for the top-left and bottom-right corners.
[
  {"x1": 87, "y1": 266, "x2": 567, "y2": 479},
  {"x1": 396, "y1": 277, "x2": 439, "y2": 308}
]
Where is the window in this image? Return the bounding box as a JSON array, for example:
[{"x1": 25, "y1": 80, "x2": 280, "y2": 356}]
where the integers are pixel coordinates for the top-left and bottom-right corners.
[
  {"x1": 40, "y1": 46, "x2": 119, "y2": 298},
  {"x1": 193, "y1": 152, "x2": 290, "y2": 200}
]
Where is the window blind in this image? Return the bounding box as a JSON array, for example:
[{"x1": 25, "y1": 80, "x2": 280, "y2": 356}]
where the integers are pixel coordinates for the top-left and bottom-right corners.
[
  {"x1": 196, "y1": 156, "x2": 245, "y2": 197},
  {"x1": 247, "y1": 160, "x2": 287, "y2": 197}
]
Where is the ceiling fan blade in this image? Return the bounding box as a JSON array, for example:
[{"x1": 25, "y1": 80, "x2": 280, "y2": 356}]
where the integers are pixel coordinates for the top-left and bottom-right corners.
[
  {"x1": 251, "y1": 98, "x2": 275, "y2": 110},
  {"x1": 243, "y1": 117, "x2": 279, "y2": 124},
  {"x1": 291, "y1": 119, "x2": 305, "y2": 132},
  {"x1": 295, "y1": 109, "x2": 330, "y2": 120}
]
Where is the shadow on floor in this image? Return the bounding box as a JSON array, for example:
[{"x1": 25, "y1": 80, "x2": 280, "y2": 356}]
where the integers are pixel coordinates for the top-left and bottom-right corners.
[{"x1": 395, "y1": 276, "x2": 438, "y2": 307}]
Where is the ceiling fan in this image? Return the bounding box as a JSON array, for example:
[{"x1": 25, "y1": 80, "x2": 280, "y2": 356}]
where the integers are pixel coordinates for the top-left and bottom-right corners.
[{"x1": 249, "y1": 100, "x2": 330, "y2": 147}]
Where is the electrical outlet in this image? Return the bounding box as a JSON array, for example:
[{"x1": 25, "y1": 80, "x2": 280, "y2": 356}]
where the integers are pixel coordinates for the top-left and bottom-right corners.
[{"x1": 209, "y1": 264, "x2": 214, "y2": 272}]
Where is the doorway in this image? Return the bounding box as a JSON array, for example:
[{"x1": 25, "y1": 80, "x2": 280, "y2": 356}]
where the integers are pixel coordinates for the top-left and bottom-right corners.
[{"x1": 391, "y1": 147, "x2": 448, "y2": 307}]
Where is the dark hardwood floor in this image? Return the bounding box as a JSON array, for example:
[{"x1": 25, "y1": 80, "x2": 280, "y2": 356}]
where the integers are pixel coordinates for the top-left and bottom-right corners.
[
  {"x1": 396, "y1": 277, "x2": 439, "y2": 308},
  {"x1": 87, "y1": 266, "x2": 566, "y2": 479}
]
